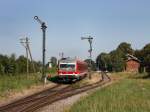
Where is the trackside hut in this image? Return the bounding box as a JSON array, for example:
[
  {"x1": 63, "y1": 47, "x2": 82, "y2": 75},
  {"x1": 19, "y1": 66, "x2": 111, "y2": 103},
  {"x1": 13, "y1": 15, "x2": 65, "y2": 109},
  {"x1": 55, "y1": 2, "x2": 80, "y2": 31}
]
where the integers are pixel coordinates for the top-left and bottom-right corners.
[{"x1": 126, "y1": 54, "x2": 140, "y2": 72}]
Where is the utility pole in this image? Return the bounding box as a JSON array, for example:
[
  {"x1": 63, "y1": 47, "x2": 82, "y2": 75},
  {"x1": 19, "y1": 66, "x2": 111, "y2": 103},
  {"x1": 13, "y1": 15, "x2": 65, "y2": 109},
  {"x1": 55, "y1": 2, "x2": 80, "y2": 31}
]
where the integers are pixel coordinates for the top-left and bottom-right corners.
[
  {"x1": 20, "y1": 37, "x2": 29, "y2": 75},
  {"x1": 59, "y1": 52, "x2": 64, "y2": 59},
  {"x1": 20, "y1": 37, "x2": 35, "y2": 75},
  {"x1": 34, "y1": 16, "x2": 47, "y2": 84},
  {"x1": 81, "y1": 36, "x2": 93, "y2": 79},
  {"x1": 26, "y1": 42, "x2": 36, "y2": 73}
]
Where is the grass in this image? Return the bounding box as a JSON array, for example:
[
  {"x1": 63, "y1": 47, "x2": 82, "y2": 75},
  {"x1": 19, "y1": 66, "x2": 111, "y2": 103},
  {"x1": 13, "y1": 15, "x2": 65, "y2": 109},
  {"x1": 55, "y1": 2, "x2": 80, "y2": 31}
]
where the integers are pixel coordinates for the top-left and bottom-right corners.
[
  {"x1": 0, "y1": 73, "x2": 42, "y2": 98},
  {"x1": 66, "y1": 73, "x2": 150, "y2": 112},
  {"x1": 47, "y1": 67, "x2": 57, "y2": 75}
]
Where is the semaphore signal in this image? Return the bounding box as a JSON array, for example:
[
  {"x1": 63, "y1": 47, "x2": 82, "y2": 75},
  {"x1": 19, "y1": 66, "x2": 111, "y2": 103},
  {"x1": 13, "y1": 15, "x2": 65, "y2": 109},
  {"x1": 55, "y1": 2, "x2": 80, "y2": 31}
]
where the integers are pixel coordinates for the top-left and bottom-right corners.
[{"x1": 81, "y1": 36, "x2": 93, "y2": 79}]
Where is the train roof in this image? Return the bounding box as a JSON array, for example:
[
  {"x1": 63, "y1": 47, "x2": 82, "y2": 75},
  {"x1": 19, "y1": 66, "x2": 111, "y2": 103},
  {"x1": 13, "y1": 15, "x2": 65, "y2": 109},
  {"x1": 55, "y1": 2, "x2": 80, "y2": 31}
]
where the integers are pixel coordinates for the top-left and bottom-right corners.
[{"x1": 59, "y1": 57, "x2": 85, "y2": 63}]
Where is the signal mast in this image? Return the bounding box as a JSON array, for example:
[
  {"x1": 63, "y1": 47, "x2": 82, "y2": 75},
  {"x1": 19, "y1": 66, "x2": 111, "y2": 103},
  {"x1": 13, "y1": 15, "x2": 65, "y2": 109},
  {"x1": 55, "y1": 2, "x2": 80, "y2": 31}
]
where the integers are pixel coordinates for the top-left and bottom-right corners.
[
  {"x1": 34, "y1": 16, "x2": 47, "y2": 84},
  {"x1": 81, "y1": 36, "x2": 93, "y2": 79}
]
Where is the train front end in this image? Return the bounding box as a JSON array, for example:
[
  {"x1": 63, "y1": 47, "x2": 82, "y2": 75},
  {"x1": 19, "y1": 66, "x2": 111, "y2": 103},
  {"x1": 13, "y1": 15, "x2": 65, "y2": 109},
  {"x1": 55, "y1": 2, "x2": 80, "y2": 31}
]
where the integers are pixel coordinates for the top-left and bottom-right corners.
[{"x1": 58, "y1": 58, "x2": 87, "y2": 81}]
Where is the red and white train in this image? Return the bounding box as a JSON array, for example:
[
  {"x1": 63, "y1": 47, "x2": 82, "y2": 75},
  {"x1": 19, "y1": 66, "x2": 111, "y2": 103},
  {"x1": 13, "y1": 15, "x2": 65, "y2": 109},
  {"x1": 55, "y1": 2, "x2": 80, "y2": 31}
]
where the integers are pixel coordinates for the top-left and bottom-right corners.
[{"x1": 58, "y1": 58, "x2": 88, "y2": 81}]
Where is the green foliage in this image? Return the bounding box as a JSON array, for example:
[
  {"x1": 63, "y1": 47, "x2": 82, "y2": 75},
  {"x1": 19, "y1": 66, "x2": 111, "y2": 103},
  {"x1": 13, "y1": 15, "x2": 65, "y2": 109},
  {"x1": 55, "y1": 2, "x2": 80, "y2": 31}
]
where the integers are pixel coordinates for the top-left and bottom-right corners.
[
  {"x1": 47, "y1": 67, "x2": 57, "y2": 74},
  {"x1": 142, "y1": 44, "x2": 150, "y2": 73},
  {"x1": 96, "y1": 52, "x2": 112, "y2": 71},
  {"x1": 50, "y1": 57, "x2": 57, "y2": 67},
  {"x1": 117, "y1": 42, "x2": 133, "y2": 58},
  {"x1": 84, "y1": 59, "x2": 96, "y2": 71},
  {"x1": 96, "y1": 42, "x2": 133, "y2": 72},
  {"x1": 0, "y1": 54, "x2": 42, "y2": 75},
  {"x1": 135, "y1": 43, "x2": 150, "y2": 75},
  {"x1": 0, "y1": 64, "x2": 5, "y2": 75},
  {"x1": 110, "y1": 50, "x2": 125, "y2": 72},
  {"x1": 0, "y1": 74, "x2": 42, "y2": 98}
]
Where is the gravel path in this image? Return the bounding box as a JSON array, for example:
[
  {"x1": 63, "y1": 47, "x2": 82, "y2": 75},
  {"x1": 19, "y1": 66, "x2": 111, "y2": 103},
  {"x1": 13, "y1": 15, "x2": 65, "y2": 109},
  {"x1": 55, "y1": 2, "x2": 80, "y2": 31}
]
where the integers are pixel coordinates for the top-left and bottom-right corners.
[{"x1": 36, "y1": 92, "x2": 88, "y2": 112}]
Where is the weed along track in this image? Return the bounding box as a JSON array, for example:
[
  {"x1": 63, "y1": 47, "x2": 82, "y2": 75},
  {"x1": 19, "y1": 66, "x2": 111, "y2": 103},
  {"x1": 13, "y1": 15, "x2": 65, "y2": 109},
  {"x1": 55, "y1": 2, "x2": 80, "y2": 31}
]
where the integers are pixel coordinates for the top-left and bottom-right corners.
[
  {"x1": 0, "y1": 79, "x2": 111, "y2": 112},
  {"x1": 0, "y1": 84, "x2": 69, "y2": 112}
]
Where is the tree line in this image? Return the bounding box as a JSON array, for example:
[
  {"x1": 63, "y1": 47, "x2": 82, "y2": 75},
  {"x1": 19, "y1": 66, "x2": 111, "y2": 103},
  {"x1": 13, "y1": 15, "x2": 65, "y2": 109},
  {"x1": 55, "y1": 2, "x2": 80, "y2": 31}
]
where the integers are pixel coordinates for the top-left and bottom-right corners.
[
  {"x1": 1, "y1": 42, "x2": 149, "y2": 75},
  {"x1": 96, "y1": 42, "x2": 150, "y2": 74},
  {"x1": 50, "y1": 42, "x2": 150, "y2": 75},
  {"x1": 0, "y1": 54, "x2": 42, "y2": 75}
]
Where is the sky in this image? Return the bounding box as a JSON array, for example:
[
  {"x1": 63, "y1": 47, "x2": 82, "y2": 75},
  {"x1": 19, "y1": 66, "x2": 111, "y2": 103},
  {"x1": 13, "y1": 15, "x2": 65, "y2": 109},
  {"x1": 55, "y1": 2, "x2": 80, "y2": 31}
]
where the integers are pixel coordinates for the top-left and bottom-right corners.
[{"x1": 0, "y1": 0, "x2": 150, "y2": 61}]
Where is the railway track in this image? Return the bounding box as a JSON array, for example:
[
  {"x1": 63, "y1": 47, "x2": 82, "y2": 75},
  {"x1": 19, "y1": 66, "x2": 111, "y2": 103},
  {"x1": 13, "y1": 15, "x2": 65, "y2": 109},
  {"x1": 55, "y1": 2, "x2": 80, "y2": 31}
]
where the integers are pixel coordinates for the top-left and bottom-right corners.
[{"x1": 0, "y1": 78, "x2": 111, "y2": 112}]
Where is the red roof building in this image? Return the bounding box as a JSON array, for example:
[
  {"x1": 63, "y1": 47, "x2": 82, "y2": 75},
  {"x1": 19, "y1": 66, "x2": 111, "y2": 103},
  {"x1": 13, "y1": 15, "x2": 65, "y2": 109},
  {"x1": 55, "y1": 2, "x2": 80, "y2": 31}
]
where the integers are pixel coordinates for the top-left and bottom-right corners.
[{"x1": 126, "y1": 54, "x2": 140, "y2": 72}]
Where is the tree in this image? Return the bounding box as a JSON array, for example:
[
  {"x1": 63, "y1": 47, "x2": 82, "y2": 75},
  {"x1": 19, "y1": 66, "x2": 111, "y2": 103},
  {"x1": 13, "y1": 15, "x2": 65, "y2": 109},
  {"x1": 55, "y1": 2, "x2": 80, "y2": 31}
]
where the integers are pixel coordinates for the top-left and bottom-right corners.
[
  {"x1": 134, "y1": 50, "x2": 144, "y2": 73},
  {"x1": 0, "y1": 64, "x2": 5, "y2": 75},
  {"x1": 96, "y1": 42, "x2": 133, "y2": 72},
  {"x1": 117, "y1": 42, "x2": 134, "y2": 56},
  {"x1": 111, "y1": 42, "x2": 133, "y2": 72},
  {"x1": 141, "y1": 43, "x2": 150, "y2": 74},
  {"x1": 109, "y1": 50, "x2": 125, "y2": 72},
  {"x1": 0, "y1": 53, "x2": 42, "y2": 75},
  {"x1": 96, "y1": 53, "x2": 112, "y2": 71},
  {"x1": 8, "y1": 54, "x2": 17, "y2": 74},
  {"x1": 50, "y1": 57, "x2": 57, "y2": 67},
  {"x1": 16, "y1": 55, "x2": 28, "y2": 73},
  {"x1": 0, "y1": 55, "x2": 10, "y2": 74},
  {"x1": 84, "y1": 59, "x2": 96, "y2": 71}
]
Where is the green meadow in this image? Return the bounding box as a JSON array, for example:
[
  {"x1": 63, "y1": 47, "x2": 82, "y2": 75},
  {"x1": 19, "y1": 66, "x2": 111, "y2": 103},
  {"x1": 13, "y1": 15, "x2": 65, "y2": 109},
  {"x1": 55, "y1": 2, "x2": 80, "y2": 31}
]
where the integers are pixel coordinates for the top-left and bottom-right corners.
[
  {"x1": 67, "y1": 73, "x2": 150, "y2": 112},
  {"x1": 0, "y1": 74, "x2": 42, "y2": 98}
]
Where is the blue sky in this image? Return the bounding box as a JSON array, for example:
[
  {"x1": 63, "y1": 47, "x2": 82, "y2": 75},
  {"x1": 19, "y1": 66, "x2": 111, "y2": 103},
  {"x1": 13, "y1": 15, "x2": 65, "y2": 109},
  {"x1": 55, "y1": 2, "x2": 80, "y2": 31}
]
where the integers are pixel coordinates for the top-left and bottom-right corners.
[{"x1": 0, "y1": 0, "x2": 150, "y2": 61}]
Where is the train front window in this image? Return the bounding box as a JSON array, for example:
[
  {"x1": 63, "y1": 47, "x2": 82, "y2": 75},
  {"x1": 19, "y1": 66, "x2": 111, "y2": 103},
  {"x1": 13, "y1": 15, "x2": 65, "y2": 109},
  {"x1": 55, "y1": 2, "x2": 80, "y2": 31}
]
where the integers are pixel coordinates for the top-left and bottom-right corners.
[{"x1": 60, "y1": 64, "x2": 75, "y2": 71}]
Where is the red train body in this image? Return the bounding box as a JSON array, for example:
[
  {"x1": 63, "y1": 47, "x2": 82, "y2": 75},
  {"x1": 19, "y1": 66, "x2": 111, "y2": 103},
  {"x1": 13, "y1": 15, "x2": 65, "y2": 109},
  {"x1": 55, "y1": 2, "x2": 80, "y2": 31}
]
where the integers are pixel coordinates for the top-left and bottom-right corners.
[{"x1": 58, "y1": 58, "x2": 88, "y2": 80}]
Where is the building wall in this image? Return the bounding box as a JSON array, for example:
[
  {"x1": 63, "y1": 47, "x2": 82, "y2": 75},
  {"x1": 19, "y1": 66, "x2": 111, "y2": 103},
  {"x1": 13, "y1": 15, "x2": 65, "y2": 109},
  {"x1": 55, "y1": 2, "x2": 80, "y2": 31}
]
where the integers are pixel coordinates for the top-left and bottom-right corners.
[{"x1": 126, "y1": 60, "x2": 140, "y2": 72}]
